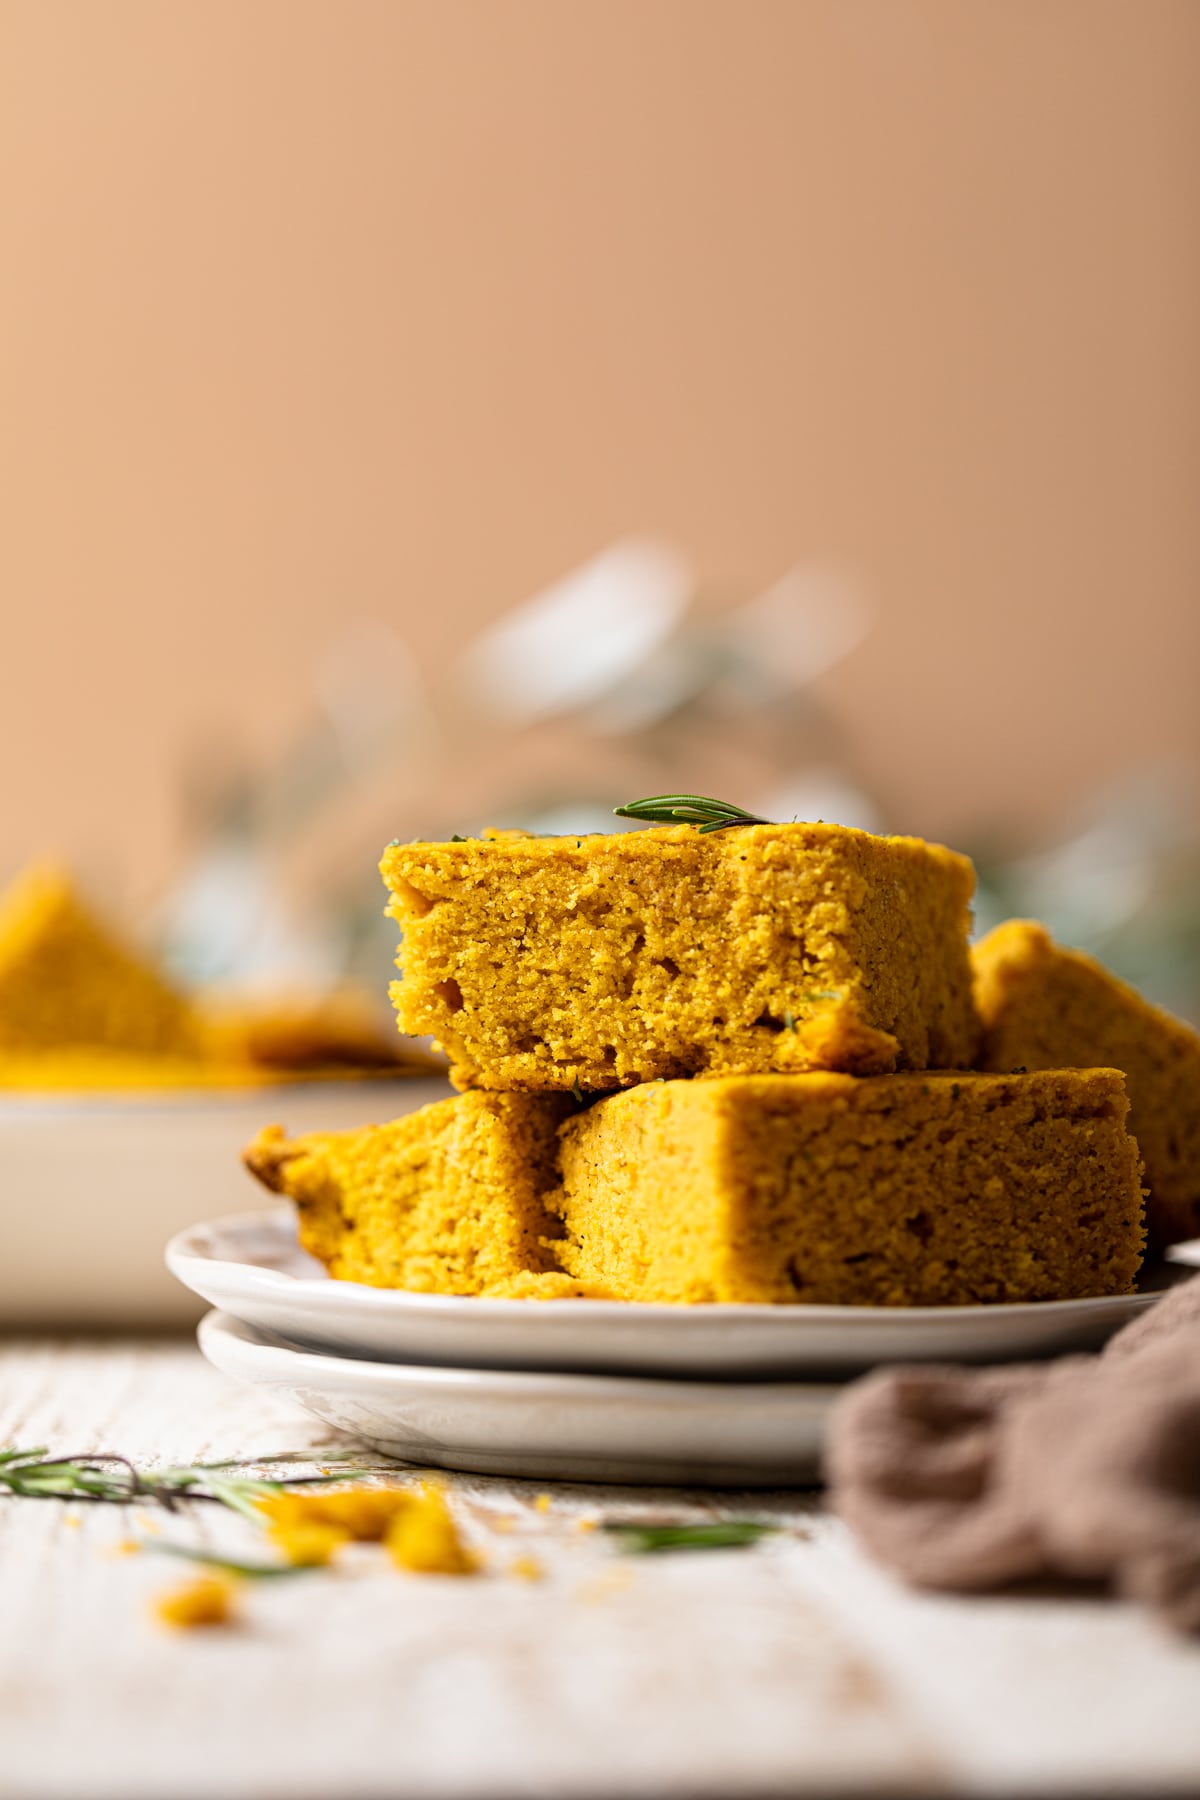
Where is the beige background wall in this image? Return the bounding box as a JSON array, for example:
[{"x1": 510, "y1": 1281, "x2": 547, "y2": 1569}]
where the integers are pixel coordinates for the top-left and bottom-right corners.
[{"x1": 2, "y1": 0, "x2": 1197, "y2": 898}]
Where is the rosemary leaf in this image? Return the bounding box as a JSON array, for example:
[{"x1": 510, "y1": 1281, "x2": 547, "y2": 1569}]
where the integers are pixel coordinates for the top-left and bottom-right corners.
[
  {"x1": 603, "y1": 1520, "x2": 775, "y2": 1555},
  {"x1": 0, "y1": 1447, "x2": 364, "y2": 1514},
  {"x1": 149, "y1": 1543, "x2": 320, "y2": 1580},
  {"x1": 613, "y1": 794, "x2": 771, "y2": 835}
]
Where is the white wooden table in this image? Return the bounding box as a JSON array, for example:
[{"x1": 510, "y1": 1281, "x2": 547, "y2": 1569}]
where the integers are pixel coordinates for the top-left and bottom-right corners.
[{"x1": 2, "y1": 1339, "x2": 1199, "y2": 1800}]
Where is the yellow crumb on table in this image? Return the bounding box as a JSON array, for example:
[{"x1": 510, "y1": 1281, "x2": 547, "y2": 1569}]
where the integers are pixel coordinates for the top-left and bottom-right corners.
[
  {"x1": 381, "y1": 822, "x2": 978, "y2": 1091},
  {"x1": 153, "y1": 1574, "x2": 238, "y2": 1630},
  {"x1": 574, "y1": 1566, "x2": 635, "y2": 1606},
  {"x1": 509, "y1": 1555, "x2": 544, "y2": 1582},
  {"x1": 265, "y1": 1522, "x2": 350, "y2": 1567},
  {"x1": 255, "y1": 1487, "x2": 411, "y2": 1543},
  {"x1": 534, "y1": 1493, "x2": 552, "y2": 1514},
  {"x1": 573, "y1": 1516, "x2": 599, "y2": 1534},
  {"x1": 385, "y1": 1485, "x2": 479, "y2": 1576}
]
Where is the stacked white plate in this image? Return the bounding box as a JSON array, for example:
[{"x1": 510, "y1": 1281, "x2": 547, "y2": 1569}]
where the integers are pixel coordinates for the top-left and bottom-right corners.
[{"x1": 168, "y1": 1207, "x2": 1169, "y2": 1488}]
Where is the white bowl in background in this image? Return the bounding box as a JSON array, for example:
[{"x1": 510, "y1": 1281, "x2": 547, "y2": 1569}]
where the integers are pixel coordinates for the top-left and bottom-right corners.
[{"x1": 0, "y1": 1077, "x2": 451, "y2": 1326}]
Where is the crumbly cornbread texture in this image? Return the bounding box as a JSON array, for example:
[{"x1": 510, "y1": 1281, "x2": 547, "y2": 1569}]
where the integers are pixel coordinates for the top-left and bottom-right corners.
[
  {"x1": 551, "y1": 1070, "x2": 1145, "y2": 1305},
  {"x1": 381, "y1": 824, "x2": 978, "y2": 1092},
  {"x1": 974, "y1": 920, "x2": 1200, "y2": 1249},
  {"x1": 244, "y1": 1091, "x2": 578, "y2": 1295},
  {"x1": 0, "y1": 864, "x2": 201, "y2": 1057}
]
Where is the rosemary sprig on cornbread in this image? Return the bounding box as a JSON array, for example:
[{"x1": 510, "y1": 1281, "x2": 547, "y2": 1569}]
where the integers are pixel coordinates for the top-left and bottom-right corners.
[{"x1": 612, "y1": 793, "x2": 771, "y2": 832}]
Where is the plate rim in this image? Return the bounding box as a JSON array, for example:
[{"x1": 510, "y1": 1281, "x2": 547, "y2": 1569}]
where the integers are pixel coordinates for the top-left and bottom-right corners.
[
  {"x1": 170, "y1": 1206, "x2": 1165, "y2": 1327},
  {"x1": 197, "y1": 1309, "x2": 846, "y2": 1403}
]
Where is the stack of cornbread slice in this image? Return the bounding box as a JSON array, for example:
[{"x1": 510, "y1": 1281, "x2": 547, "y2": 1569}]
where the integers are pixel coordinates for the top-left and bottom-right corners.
[{"x1": 243, "y1": 816, "x2": 1200, "y2": 1307}]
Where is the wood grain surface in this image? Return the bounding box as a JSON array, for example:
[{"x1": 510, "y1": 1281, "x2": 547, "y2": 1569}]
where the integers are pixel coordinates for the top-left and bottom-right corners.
[{"x1": 1, "y1": 1339, "x2": 1198, "y2": 1799}]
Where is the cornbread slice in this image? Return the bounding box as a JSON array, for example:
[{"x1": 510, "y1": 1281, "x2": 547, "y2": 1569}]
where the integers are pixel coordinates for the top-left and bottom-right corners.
[
  {"x1": 381, "y1": 823, "x2": 978, "y2": 1092},
  {"x1": 200, "y1": 990, "x2": 443, "y2": 1076},
  {"x1": 974, "y1": 920, "x2": 1200, "y2": 1248},
  {"x1": 0, "y1": 863, "x2": 201, "y2": 1057},
  {"x1": 244, "y1": 1091, "x2": 577, "y2": 1296},
  {"x1": 551, "y1": 1071, "x2": 1145, "y2": 1305}
]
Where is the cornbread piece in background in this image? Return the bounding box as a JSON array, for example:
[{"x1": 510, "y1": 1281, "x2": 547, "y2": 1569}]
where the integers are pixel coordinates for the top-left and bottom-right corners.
[
  {"x1": 200, "y1": 990, "x2": 443, "y2": 1077},
  {"x1": 552, "y1": 1070, "x2": 1145, "y2": 1306},
  {"x1": 0, "y1": 863, "x2": 201, "y2": 1057},
  {"x1": 381, "y1": 824, "x2": 978, "y2": 1093},
  {"x1": 974, "y1": 919, "x2": 1200, "y2": 1249},
  {"x1": 244, "y1": 1091, "x2": 576, "y2": 1296}
]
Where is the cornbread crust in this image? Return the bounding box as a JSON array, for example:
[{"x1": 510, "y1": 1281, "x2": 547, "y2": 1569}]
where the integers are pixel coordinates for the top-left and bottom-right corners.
[
  {"x1": 381, "y1": 823, "x2": 978, "y2": 1092},
  {"x1": 243, "y1": 1091, "x2": 578, "y2": 1296},
  {"x1": 551, "y1": 1070, "x2": 1145, "y2": 1305},
  {"x1": 0, "y1": 864, "x2": 201, "y2": 1057},
  {"x1": 973, "y1": 920, "x2": 1200, "y2": 1248}
]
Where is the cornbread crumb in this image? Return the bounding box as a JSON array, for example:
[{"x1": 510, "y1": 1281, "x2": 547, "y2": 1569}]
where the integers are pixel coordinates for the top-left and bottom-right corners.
[
  {"x1": 381, "y1": 823, "x2": 978, "y2": 1091},
  {"x1": 574, "y1": 1566, "x2": 635, "y2": 1605},
  {"x1": 973, "y1": 920, "x2": 1200, "y2": 1248},
  {"x1": 385, "y1": 1486, "x2": 478, "y2": 1575},
  {"x1": 509, "y1": 1555, "x2": 545, "y2": 1582},
  {"x1": 256, "y1": 1488, "x2": 412, "y2": 1542},
  {"x1": 534, "y1": 1493, "x2": 552, "y2": 1514},
  {"x1": 553, "y1": 1070, "x2": 1145, "y2": 1305},
  {"x1": 243, "y1": 1092, "x2": 573, "y2": 1294},
  {"x1": 264, "y1": 1522, "x2": 349, "y2": 1566},
  {"x1": 153, "y1": 1574, "x2": 238, "y2": 1630}
]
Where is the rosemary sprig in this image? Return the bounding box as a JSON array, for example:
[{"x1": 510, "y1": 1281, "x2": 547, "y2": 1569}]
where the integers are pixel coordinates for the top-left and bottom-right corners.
[
  {"x1": 603, "y1": 1520, "x2": 775, "y2": 1555},
  {"x1": 613, "y1": 795, "x2": 771, "y2": 834},
  {"x1": 0, "y1": 1446, "x2": 360, "y2": 1514},
  {"x1": 149, "y1": 1543, "x2": 320, "y2": 1580}
]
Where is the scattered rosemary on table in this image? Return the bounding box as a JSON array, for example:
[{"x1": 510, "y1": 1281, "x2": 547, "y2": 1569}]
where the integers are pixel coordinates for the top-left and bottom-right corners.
[
  {"x1": 149, "y1": 1542, "x2": 322, "y2": 1580},
  {"x1": 0, "y1": 1446, "x2": 357, "y2": 1517},
  {"x1": 602, "y1": 1520, "x2": 776, "y2": 1555},
  {"x1": 613, "y1": 795, "x2": 771, "y2": 834}
]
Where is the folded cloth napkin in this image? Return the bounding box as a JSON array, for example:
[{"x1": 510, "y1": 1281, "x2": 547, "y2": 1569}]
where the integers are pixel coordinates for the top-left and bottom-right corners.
[{"x1": 826, "y1": 1274, "x2": 1200, "y2": 1633}]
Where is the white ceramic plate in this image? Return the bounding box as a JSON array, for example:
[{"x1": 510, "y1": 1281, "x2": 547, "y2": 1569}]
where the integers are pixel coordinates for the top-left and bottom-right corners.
[
  {"x1": 197, "y1": 1309, "x2": 837, "y2": 1486},
  {"x1": 169, "y1": 1207, "x2": 1165, "y2": 1378},
  {"x1": 1, "y1": 1078, "x2": 451, "y2": 1325}
]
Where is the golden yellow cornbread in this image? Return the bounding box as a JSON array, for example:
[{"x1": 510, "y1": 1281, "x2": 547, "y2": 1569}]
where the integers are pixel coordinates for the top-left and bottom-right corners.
[
  {"x1": 0, "y1": 863, "x2": 202, "y2": 1058},
  {"x1": 380, "y1": 823, "x2": 978, "y2": 1092},
  {"x1": 198, "y1": 990, "x2": 443, "y2": 1078},
  {"x1": 244, "y1": 1091, "x2": 579, "y2": 1295},
  {"x1": 973, "y1": 920, "x2": 1200, "y2": 1248},
  {"x1": 551, "y1": 1070, "x2": 1145, "y2": 1305},
  {"x1": 0, "y1": 864, "x2": 436, "y2": 1089}
]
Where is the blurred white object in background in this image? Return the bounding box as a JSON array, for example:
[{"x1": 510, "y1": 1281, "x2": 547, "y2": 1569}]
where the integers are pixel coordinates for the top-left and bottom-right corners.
[
  {"x1": 0, "y1": 1078, "x2": 451, "y2": 1326},
  {"x1": 316, "y1": 619, "x2": 437, "y2": 782},
  {"x1": 757, "y1": 769, "x2": 883, "y2": 835},
  {"x1": 453, "y1": 537, "x2": 692, "y2": 725},
  {"x1": 727, "y1": 564, "x2": 871, "y2": 697}
]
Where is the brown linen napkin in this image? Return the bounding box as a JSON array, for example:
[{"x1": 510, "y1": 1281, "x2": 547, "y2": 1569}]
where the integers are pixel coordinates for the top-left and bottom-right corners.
[{"x1": 825, "y1": 1275, "x2": 1200, "y2": 1633}]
